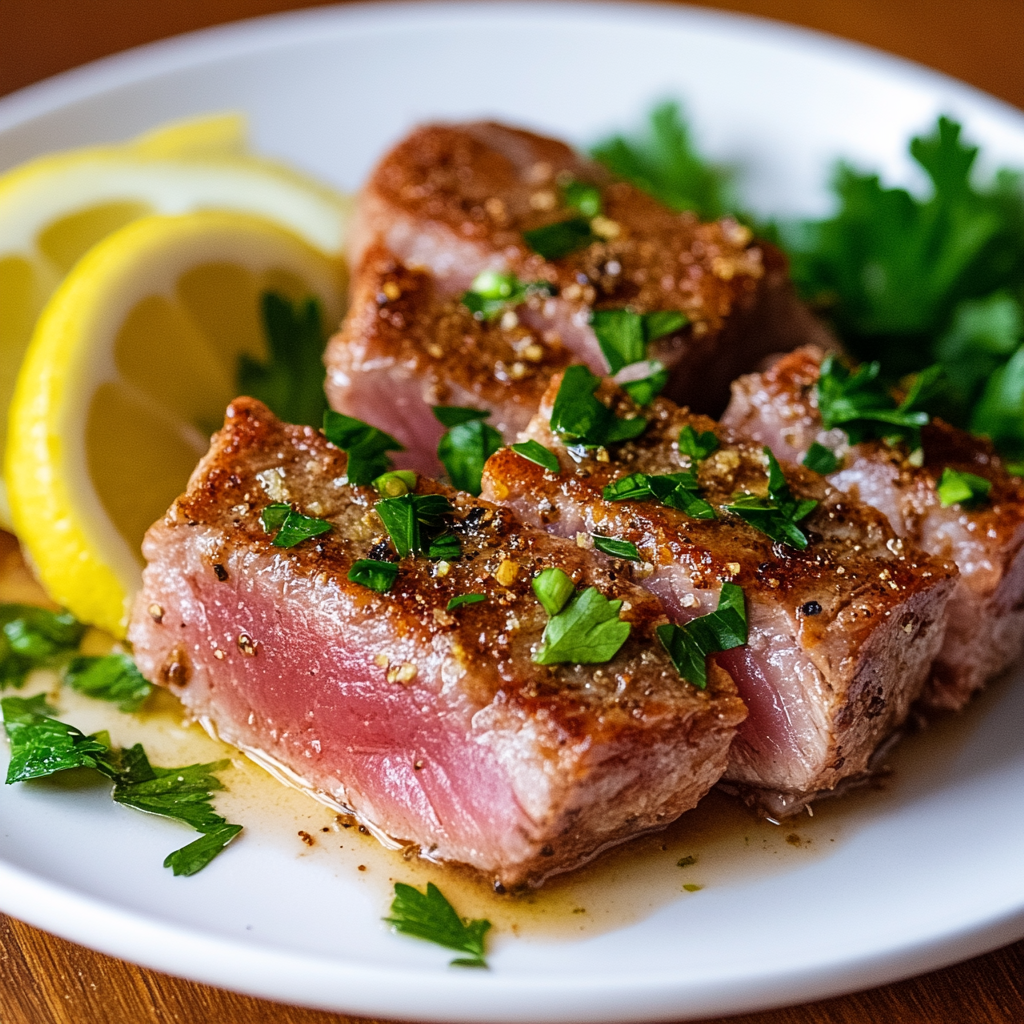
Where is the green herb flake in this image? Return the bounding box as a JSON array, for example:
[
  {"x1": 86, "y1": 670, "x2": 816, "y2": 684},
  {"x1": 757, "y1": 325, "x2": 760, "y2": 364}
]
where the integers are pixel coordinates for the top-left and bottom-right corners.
[
  {"x1": 677, "y1": 855, "x2": 697, "y2": 868},
  {"x1": 347, "y1": 559, "x2": 399, "y2": 593},
  {"x1": 64, "y1": 653, "x2": 153, "y2": 713},
  {"x1": 602, "y1": 470, "x2": 715, "y2": 520},
  {"x1": 561, "y1": 178, "x2": 603, "y2": 218},
  {"x1": 592, "y1": 535, "x2": 641, "y2": 561},
  {"x1": 532, "y1": 567, "x2": 576, "y2": 617},
  {"x1": 936, "y1": 467, "x2": 992, "y2": 507},
  {"x1": 550, "y1": 365, "x2": 647, "y2": 448},
  {"x1": 533, "y1": 586, "x2": 632, "y2": 665},
  {"x1": 373, "y1": 470, "x2": 418, "y2": 497},
  {"x1": 591, "y1": 309, "x2": 689, "y2": 375},
  {"x1": 678, "y1": 425, "x2": 719, "y2": 461},
  {"x1": 724, "y1": 449, "x2": 818, "y2": 549},
  {"x1": 433, "y1": 407, "x2": 503, "y2": 496},
  {"x1": 237, "y1": 292, "x2": 329, "y2": 427},
  {"x1": 427, "y1": 533, "x2": 462, "y2": 561},
  {"x1": 260, "y1": 504, "x2": 332, "y2": 548},
  {"x1": 384, "y1": 881, "x2": 491, "y2": 968},
  {"x1": 323, "y1": 410, "x2": 405, "y2": 486},
  {"x1": 461, "y1": 271, "x2": 552, "y2": 320},
  {"x1": 682, "y1": 883, "x2": 704, "y2": 893},
  {"x1": 619, "y1": 362, "x2": 669, "y2": 407},
  {"x1": 447, "y1": 593, "x2": 486, "y2": 612},
  {"x1": 656, "y1": 582, "x2": 748, "y2": 689},
  {"x1": 375, "y1": 493, "x2": 455, "y2": 559},
  {"x1": 522, "y1": 218, "x2": 596, "y2": 260},
  {"x1": 0, "y1": 605, "x2": 86, "y2": 690},
  {"x1": 510, "y1": 440, "x2": 560, "y2": 473},
  {"x1": 802, "y1": 442, "x2": 840, "y2": 475}
]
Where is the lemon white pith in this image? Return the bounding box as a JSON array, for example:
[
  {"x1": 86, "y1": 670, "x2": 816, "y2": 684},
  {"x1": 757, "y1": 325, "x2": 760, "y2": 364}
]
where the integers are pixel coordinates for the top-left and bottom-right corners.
[
  {"x1": 6, "y1": 211, "x2": 344, "y2": 637},
  {"x1": 0, "y1": 113, "x2": 353, "y2": 527}
]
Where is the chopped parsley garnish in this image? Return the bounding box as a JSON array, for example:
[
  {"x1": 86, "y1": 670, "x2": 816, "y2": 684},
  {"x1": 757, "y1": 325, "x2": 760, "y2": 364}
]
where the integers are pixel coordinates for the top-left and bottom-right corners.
[
  {"x1": 936, "y1": 467, "x2": 992, "y2": 507},
  {"x1": 260, "y1": 503, "x2": 332, "y2": 547},
  {"x1": 591, "y1": 101, "x2": 736, "y2": 219},
  {"x1": 461, "y1": 270, "x2": 553, "y2": 320},
  {"x1": 447, "y1": 593, "x2": 486, "y2": 611},
  {"x1": 374, "y1": 470, "x2": 417, "y2": 497},
  {"x1": 323, "y1": 410, "x2": 404, "y2": 486},
  {"x1": 602, "y1": 470, "x2": 715, "y2": 519},
  {"x1": 375, "y1": 493, "x2": 455, "y2": 559},
  {"x1": 433, "y1": 406, "x2": 503, "y2": 496},
  {"x1": 549, "y1": 365, "x2": 647, "y2": 448},
  {"x1": 532, "y1": 579, "x2": 631, "y2": 665},
  {"x1": 532, "y1": 567, "x2": 576, "y2": 617},
  {"x1": 724, "y1": 449, "x2": 818, "y2": 550},
  {"x1": 510, "y1": 440, "x2": 560, "y2": 473},
  {"x1": 590, "y1": 309, "x2": 688, "y2": 375},
  {"x1": 656, "y1": 583, "x2": 748, "y2": 689},
  {"x1": 802, "y1": 442, "x2": 840, "y2": 475},
  {"x1": 0, "y1": 605, "x2": 86, "y2": 689},
  {"x1": 0, "y1": 697, "x2": 240, "y2": 875},
  {"x1": 618, "y1": 362, "x2": 669, "y2": 407},
  {"x1": 64, "y1": 654, "x2": 153, "y2": 713},
  {"x1": 426, "y1": 533, "x2": 462, "y2": 561},
  {"x1": 816, "y1": 355, "x2": 932, "y2": 447},
  {"x1": 678, "y1": 425, "x2": 719, "y2": 461},
  {"x1": 523, "y1": 218, "x2": 596, "y2": 260},
  {"x1": 592, "y1": 535, "x2": 641, "y2": 561},
  {"x1": 562, "y1": 178, "x2": 603, "y2": 217},
  {"x1": 110, "y1": 744, "x2": 242, "y2": 876},
  {"x1": 384, "y1": 882, "x2": 491, "y2": 968},
  {"x1": 237, "y1": 292, "x2": 329, "y2": 427},
  {"x1": 347, "y1": 559, "x2": 399, "y2": 593}
]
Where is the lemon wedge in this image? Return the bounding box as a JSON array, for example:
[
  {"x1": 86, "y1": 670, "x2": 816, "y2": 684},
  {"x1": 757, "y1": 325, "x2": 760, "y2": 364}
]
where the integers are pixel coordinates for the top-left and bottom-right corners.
[
  {"x1": 6, "y1": 211, "x2": 344, "y2": 637},
  {"x1": 0, "y1": 113, "x2": 352, "y2": 527}
]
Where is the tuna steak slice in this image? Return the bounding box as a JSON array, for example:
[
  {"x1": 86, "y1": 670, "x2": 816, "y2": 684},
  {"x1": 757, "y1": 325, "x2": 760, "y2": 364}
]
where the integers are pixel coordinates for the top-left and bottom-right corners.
[
  {"x1": 127, "y1": 397, "x2": 745, "y2": 887},
  {"x1": 722, "y1": 346, "x2": 1024, "y2": 712},
  {"x1": 481, "y1": 374, "x2": 956, "y2": 816},
  {"x1": 326, "y1": 121, "x2": 834, "y2": 473}
]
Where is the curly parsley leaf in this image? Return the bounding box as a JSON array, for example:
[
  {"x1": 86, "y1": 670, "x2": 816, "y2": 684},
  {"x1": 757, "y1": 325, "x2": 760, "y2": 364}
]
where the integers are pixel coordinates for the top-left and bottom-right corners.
[
  {"x1": 385, "y1": 882, "x2": 491, "y2": 968},
  {"x1": 533, "y1": 586, "x2": 631, "y2": 665},
  {"x1": 433, "y1": 407, "x2": 503, "y2": 496},
  {"x1": 347, "y1": 559, "x2": 399, "y2": 593},
  {"x1": 323, "y1": 410, "x2": 404, "y2": 486},
  {"x1": 510, "y1": 440, "x2": 560, "y2": 473},
  {"x1": 523, "y1": 217, "x2": 596, "y2": 260},
  {"x1": 592, "y1": 535, "x2": 641, "y2": 561},
  {"x1": 238, "y1": 292, "x2": 329, "y2": 427},
  {"x1": 2, "y1": 694, "x2": 114, "y2": 783},
  {"x1": 802, "y1": 442, "x2": 840, "y2": 475},
  {"x1": 936, "y1": 467, "x2": 992, "y2": 507},
  {"x1": 64, "y1": 654, "x2": 153, "y2": 713},
  {"x1": 657, "y1": 583, "x2": 747, "y2": 689},
  {"x1": 724, "y1": 449, "x2": 818, "y2": 549},
  {"x1": 678, "y1": 425, "x2": 719, "y2": 461},
  {"x1": 447, "y1": 593, "x2": 486, "y2": 612},
  {"x1": 260, "y1": 503, "x2": 331, "y2": 547},
  {"x1": 532, "y1": 567, "x2": 576, "y2": 617},
  {"x1": 591, "y1": 101, "x2": 736, "y2": 219},
  {"x1": 550, "y1": 365, "x2": 647, "y2": 448},
  {"x1": 0, "y1": 605, "x2": 86, "y2": 690},
  {"x1": 375, "y1": 493, "x2": 455, "y2": 559}
]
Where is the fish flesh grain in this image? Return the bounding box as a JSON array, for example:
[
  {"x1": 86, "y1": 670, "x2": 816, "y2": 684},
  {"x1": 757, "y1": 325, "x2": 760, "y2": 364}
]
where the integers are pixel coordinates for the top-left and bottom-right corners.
[
  {"x1": 325, "y1": 121, "x2": 835, "y2": 474},
  {"x1": 722, "y1": 345, "x2": 1024, "y2": 711},
  {"x1": 128, "y1": 398, "x2": 746, "y2": 887},
  {"x1": 481, "y1": 374, "x2": 956, "y2": 816}
]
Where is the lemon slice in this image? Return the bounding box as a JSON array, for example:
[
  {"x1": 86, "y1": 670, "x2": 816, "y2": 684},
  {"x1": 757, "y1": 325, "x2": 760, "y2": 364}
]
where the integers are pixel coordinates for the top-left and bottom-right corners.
[
  {"x1": 0, "y1": 113, "x2": 352, "y2": 527},
  {"x1": 6, "y1": 211, "x2": 344, "y2": 637}
]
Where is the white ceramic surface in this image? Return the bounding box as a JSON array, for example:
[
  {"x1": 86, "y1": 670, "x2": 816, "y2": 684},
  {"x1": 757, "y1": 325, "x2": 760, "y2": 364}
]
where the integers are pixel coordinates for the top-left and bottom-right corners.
[{"x1": 1, "y1": 4, "x2": 1023, "y2": 1020}]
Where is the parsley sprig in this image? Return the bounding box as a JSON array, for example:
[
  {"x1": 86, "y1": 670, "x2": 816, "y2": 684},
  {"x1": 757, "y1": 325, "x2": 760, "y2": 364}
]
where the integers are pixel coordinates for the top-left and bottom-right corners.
[
  {"x1": 724, "y1": 449, "x2": 818, "y2": 550},
  {"x1": 433, "y1": 407, "x2": 503, "y2": 496},
  {"x1": 531, "y1": 568, "x2": 631, "y2": 665},
  {"x1": 550, "y1": 365, "x2": 647, "y2": 448},
  {"x1": 323, "y1": 410, "x2": 404, "y2": 486},
  {"x1": 461, "y1": 270, "x2": 553, "y2": 320},
  {"x1": 657, "y1": 583, "x2": 748, "y2": 689},
  {"x1": 384, "y1": 882, "x2": 491, "y2": 968}
]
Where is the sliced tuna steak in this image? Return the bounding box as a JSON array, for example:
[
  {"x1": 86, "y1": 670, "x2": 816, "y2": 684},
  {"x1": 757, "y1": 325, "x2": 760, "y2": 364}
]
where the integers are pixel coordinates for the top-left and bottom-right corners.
[
  {"x1": 128, "y1": 398, "x2": 745, "y2": 887},
  {"x1": 481, "y1": 374, "x2": 956, "y2": 816},
  {"x1": 326, "y1": 121, "x2": 834, "y2": 472},
  {"x1": 722, "y1": 345, "x2": 1024, "y2": 711}
]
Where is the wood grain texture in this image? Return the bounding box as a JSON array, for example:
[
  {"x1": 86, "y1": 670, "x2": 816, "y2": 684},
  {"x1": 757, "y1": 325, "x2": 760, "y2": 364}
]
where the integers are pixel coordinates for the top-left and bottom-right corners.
[{"x1": 0, "y1": 2, "x2": 1022, "y2": 1022}]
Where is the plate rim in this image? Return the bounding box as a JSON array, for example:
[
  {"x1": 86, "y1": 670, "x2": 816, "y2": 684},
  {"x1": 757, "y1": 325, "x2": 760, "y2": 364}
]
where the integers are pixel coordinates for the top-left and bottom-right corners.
[{"x1": 1, "y1": 2, "x2": 1023, "y2": 1019}]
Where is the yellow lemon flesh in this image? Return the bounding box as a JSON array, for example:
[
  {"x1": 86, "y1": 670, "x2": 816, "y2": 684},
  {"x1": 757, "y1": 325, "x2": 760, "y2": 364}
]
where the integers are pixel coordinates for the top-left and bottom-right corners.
[
  {"x1": 0, "y1": 113, "x2": 352, "y2": 526},
  {"x1": 6, "y1": 211, "x2": 344, "y2": 637}
]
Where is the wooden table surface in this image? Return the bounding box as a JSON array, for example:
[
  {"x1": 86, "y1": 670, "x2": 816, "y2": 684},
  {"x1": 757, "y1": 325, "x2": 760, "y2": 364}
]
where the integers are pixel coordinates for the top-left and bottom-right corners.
[{"x1": 1, "y1": 2, "x2": 1023, "y2": 1022}]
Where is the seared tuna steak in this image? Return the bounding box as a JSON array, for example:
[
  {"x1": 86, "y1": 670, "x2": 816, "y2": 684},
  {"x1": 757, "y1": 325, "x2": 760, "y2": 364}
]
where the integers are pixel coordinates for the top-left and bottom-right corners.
[
  {"x1": 127, "y1": 398, "x2": 745, "y2": 887},
  {"x1": 481, "y1": 374, "x2": 956, "y2": 816},
  {"x1": 722, "y1": 346, "x2": 1024, "y2": 711},
  {"x1": 326, "y1": 121, "x2": 834, "y2": 472}
]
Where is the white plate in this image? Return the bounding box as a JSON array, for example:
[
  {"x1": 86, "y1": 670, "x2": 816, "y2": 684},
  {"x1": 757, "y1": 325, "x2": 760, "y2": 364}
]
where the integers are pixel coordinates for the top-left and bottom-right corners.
[{"x1": 2, "y1": 3, "x2": 1024, "y2": 1021}]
